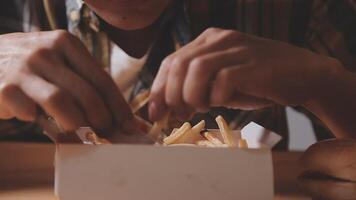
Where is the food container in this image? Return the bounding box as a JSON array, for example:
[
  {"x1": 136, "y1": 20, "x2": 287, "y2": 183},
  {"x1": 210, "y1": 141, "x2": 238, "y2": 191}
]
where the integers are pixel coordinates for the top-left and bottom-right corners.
[{"x1": 55, "y1": 122, "x2": 281, "y2": 200}]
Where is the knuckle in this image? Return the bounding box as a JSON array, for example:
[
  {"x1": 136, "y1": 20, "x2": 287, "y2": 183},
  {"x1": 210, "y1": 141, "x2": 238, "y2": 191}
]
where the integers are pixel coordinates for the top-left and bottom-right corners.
[
  {"x1": 204, "y1": 27, "x2": 222, "y2": 36},
  {"x1": 149, "y1": 89, "x2": 160, "y2": 100},
  {"x1": 189, "y1": 58, "x2": 207, "y2": 73},
  {"x1": 168, "y1": 57, "x2": 186, "y2": 77},
  {"x1": 170, "y1": 57, "x2": 185, "y2": 69},
  {"x1": 161, "y1": 56, "x2": 174, "y2": 68},
  {"x1": 216, "y1": 29, "x2": 239, "y2": 42},
  {"x1": 0, "y1": 83, "x2": 18, "y2": 97},
  {"x1": 31, "y1": 47, "x2": 53, "y2": 59},
  {"x1": 226, "y1": 31, "x2": 238, "y2": 40},
  {"x1": 327, "y1": 57, "x2": 342, "y2": 69},
  {"x1": 18, "y1": 111, "x2": 36, "y2": 122},
  {"x1": 22, "y1": 47, "x2": 54, "y2": 70},
  {"x1": 235, "y1": 30, "x2": 244, "y2": 38},
  {"x1": 0, "y1": 110, "x2": 13, "y2": 120},
  {"x1": 51, "y1": 30, "x2": 73, "y2": 45},
  {"x1": 217, "y1": 68, "x2": 233, "y2": 80},
  {"x1": 150, "y1": 82, "x2": 161, "y2": 95},
  {"x1": 221, "y1": 29, "x2": 236, "y2": 36}
]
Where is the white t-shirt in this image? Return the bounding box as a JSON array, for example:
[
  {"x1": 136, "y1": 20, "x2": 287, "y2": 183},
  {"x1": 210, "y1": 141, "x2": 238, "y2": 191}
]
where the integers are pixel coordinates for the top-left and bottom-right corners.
[{"x1": 110, "y1": 43, "x2": 148, "y2": 101}]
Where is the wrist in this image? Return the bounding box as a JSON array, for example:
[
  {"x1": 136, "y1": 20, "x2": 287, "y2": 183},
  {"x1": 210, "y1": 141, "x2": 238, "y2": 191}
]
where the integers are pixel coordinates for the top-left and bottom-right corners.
[
  {"x1": 304, "y1": 57, "x2": 347, "y2": 109},
  {"x1": 303, "y1": 57, "x2": 356, "y2": 137}
]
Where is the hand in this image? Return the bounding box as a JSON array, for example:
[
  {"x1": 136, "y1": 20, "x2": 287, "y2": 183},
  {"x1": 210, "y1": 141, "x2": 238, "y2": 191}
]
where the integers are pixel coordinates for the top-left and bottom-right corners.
[
  {"x1": 0, "y1": 31, "x2": 132, "y2": 133},
  {"x1": 300, "y1": 139, "x2": 356, "y2": 182},
  {"x1": 149, "y1": 28, "x2": 338, "y2": 121},
  {"x1": 299, "y1": 139, "x2": 356, "y2": 199}
]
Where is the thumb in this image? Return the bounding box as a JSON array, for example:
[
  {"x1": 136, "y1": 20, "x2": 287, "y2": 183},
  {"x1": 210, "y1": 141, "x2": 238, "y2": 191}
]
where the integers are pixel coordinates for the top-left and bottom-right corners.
[{"x1": 210, "y1": 66, "x2": 274, "y2": 110}]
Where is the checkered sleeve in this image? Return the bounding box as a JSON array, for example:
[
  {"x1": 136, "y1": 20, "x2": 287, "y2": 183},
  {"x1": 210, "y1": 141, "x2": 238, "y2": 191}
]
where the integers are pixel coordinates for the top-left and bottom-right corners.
[
  {"x1": 294, "y1": 0, "x2": 356, "y2": 140},
  {"x1": 305, "y1": 0, "x2": 356, "y2": 72}
]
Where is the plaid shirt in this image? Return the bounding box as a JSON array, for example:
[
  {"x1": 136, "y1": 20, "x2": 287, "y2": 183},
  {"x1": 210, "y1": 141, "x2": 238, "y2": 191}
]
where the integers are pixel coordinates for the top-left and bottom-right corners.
[{"x1": 0, "y1": 0, "x2": 355, "y2": 148}]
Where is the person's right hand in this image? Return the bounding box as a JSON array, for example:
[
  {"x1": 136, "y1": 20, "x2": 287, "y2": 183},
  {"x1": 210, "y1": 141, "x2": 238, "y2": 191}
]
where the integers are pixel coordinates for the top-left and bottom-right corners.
[{"x1": 0, "y1": 31, "x2": 133, "y2": 133}]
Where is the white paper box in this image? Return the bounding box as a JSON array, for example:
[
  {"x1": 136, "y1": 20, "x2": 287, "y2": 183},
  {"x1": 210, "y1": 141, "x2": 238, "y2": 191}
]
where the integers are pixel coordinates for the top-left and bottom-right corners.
[
  {"x1": 55, "y1": 144, "x2": 274, "y2": 200},
  {"x1": 241, "y1": 122, "x2": 282, "y2": 149}
]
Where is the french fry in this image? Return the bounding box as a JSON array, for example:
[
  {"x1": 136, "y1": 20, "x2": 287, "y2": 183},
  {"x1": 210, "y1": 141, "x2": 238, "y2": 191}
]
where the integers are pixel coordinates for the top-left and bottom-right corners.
[
  {"x1": 171, "y1": 128, "x2": 178, "y2": 134},
  {"x1": 196, "y1": 140, "x2": 216, "y2": 147},
  {"x1": 197, "y1": 140, "x2": 229, "y2": 148},
  {"x1": 175, "y1": 120, "x2": 205, "y2": 144},
  {"x1": 130, "y1": 90, "x2": 150, "y2": 113},
  {"x1": 215, "y1": 115, "x2": 237, "y2": 147},
  {"x1": 76, "y1": 127, "x2": 111, "y2": 145},
  {"x1": 148, "y1": 112, "x2": 170, "y2": 141},
  {"x1": 134, "y1": 115, "x2": 153, "y2": 134},
  {"x1": 238, "y1": 139, "x2": 248, "y2": 148},
  {"x1": 167, "y1": 143, "x2": 198, "y2": 147},
  {"x1": 163, "y1": 122, "x2": 191, "y2": 145},
  {"x1": 85, "y1": 132, "x2": 111, "y2": 145},
  {"x1": 203, "y1": 132, "x2": 224, "y2": 146}
]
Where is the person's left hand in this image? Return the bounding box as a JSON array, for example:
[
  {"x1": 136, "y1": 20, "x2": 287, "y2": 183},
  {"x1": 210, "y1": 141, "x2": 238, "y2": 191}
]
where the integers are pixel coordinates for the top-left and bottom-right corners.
[{"x1": 149, "y1": 28, "x2": 341, "y2": 121}]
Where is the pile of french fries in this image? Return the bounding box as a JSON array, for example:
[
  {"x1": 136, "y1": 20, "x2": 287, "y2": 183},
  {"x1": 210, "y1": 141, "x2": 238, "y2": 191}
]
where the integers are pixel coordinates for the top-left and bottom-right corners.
[
  {"x1": 77, "y1": 114, "x2": 248, "y2": 148},
  {"x1": 129, "y1": 90, "x2": 250, "y2": 148},
  {"x1": 78, "y1": 90, "x2": 248, "y2": 148},
  {"x1": 161, "y1": 115, "x2": 248, "y2": 148}
]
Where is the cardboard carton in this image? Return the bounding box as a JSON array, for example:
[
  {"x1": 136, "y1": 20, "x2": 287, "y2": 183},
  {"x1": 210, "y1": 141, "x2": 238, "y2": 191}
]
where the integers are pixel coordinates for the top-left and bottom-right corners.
[{"x1": 55, "y1": 122, "x2": 280, "y2": 200}]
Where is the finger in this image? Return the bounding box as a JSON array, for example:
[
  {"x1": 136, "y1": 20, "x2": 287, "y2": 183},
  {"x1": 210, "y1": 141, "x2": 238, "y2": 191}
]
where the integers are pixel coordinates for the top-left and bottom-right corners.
[
  {"x1": 172, "y1": 106, "x2": 196, "y2": 121},
  {"x1": 165, "y1": 33, "x2": 242, "y2": 107},
  {"x1": 210, "y1": 66, "x2": 274, "y2": 110},
  {"x1": 0, "y1": 86, "x2": 14, "y2": 119},
  {"x1": 150, "y1": 29, "x2": 245, "y2": 120},
  {"x1": 165, "y1": 30, "x2": 245, "y2": 113},
  {"x1": 164, "y1": 57, "x2": 196, "y2": 119},
  {"x1": 54, "y1": 32, "x2": 133, "y2": 127},
  {"x1": 0, "y1": 84, "x2": 37, "y2": 121},
  {"x1": 300, "y1": 139, "x2": 356, "y2": 182},
  {"x1": 300, "y1": 178, "x2": 356, "y2": 200},
  {"x1": 149, "y1": 57, "x2": 195, "y2": 121},
  {"x1": 0, "y1": 105, "x2": 13, "y2": 120},
  {"x1": 198, "y1": 28, "x2": 245, "y2": 46},
  {"x1": 149, "y1": 58, "x2": 170, "y2": 121},
  {"x1": 164, "y1": 47, "x2": 205, "y2": 109},
  {"x1": 20, "y1": 74, "x2": 87, "y2": 132},
  {"x1": 227, "y1": 65, "x2": 277, "y2": 99},
  {"x1": 32, "y1": 54, "x2": 112, "y2": 131},
  {"x1": 183, "y1": 47, "x2": 249, "y2": 109},
  {"x1": 149, "y1": 57, "x2": 196, "y2": 121}
]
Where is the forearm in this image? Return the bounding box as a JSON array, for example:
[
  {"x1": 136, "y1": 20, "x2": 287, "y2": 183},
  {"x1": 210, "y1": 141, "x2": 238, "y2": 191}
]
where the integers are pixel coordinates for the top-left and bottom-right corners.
[{"x1": 305, "y1": 64, "x2": 356, "y2": 138}]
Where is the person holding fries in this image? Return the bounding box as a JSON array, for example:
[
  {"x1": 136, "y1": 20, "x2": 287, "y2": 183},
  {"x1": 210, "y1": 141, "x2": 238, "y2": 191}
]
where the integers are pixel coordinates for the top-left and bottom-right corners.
[{"x1": 0, "y1": 0, "x2": 354, "y2": 148}]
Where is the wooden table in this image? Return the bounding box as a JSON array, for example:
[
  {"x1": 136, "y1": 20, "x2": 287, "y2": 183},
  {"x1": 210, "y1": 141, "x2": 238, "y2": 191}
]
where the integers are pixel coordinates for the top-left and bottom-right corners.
[{"x1": 0, "y1": 142, "x2": 311, "y2": 199}]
